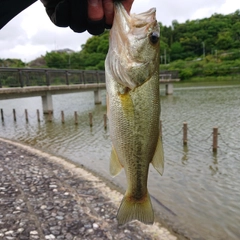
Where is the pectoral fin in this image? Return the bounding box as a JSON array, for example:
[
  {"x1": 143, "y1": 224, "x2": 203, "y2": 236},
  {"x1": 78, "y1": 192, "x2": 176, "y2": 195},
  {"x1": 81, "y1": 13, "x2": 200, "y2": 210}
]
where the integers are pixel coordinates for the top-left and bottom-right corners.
[
  {"x1": 110, "y1": 146, "x2": 123, "y2": 177},
  {"x1": 151, "y1": 137, "x2": 164, "y2": 175}
]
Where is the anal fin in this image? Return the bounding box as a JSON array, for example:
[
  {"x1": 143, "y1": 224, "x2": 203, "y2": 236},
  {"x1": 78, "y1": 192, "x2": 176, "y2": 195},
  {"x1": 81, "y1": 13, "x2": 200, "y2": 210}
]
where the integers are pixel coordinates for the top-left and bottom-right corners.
[
  {"x1": 110, "y1": 146, "x2": 123, "y2": 177},
  {"x1": 151, "y1": 137, "x2": 164, "y2": 175}
]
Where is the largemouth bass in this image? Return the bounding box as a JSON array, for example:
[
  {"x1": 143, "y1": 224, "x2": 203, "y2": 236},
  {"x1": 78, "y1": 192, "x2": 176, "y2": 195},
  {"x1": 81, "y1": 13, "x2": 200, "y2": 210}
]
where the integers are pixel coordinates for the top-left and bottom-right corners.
[{"x1": 105, "y1": 1, "x2": 164, "y2": 225}]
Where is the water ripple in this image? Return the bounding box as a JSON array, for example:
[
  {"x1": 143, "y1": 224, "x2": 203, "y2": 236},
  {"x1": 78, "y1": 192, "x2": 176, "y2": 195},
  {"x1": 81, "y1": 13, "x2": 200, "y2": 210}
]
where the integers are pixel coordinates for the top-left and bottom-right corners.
[{"x1": 0, "y1": 86, "x2": 240, "y2": 240}]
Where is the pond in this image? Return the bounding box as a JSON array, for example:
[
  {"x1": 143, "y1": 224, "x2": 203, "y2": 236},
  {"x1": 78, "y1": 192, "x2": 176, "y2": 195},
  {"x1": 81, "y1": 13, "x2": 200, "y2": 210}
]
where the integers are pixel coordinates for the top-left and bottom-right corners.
[{"x1": 1, "y1": 82, "x2": 240, "y2": 240}]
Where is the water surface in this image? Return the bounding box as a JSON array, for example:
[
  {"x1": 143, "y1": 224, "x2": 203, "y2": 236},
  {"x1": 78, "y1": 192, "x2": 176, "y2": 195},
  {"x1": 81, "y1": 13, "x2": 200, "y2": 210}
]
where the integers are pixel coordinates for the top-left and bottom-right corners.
[{"x1": 1, "y1": 84, "x2": 240, "y2": 240}]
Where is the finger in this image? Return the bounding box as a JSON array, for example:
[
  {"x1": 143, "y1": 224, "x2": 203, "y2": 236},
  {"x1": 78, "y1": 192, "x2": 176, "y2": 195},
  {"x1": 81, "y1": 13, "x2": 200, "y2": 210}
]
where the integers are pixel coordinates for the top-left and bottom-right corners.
[
  {"x1": 87, "y1": 0, "x2": 105, "y2": 35},
  {"x1": 87, "y1": 19, "x2": 105, "y2": 35},
  {"x1": 102, "y1": 0, "x2": 114, "y2": 26},
  {"x1": 88, "y1": 0, "x2": 104, "y2": 21},
  {"x1": 70, "y1": 0, "x2": 87, "y2": 32},
  {"x1": 52, "y1": 0, "x2": 70, "y2": 27}
]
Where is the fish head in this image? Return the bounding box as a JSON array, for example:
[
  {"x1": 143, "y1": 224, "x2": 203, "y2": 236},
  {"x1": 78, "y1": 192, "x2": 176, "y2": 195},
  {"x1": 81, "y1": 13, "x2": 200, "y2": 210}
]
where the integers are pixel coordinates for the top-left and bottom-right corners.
[{"x1": 106, "y1": 3, "x2": 160, "y2": 90}]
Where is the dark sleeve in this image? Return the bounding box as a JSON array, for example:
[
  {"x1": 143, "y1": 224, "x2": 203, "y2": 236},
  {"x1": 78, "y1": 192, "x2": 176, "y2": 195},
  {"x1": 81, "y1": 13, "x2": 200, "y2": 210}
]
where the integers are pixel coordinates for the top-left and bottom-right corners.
[{"x1": 0, "y1": 0, "x2": 37, "y2": 29}]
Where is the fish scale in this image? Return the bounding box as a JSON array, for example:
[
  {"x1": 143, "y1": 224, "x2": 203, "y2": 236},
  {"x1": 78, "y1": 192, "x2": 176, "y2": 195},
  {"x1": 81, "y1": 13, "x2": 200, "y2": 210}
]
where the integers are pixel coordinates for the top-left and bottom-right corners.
[{"x1": 105, "y1": 2, "x2": 164, "y2": 225}]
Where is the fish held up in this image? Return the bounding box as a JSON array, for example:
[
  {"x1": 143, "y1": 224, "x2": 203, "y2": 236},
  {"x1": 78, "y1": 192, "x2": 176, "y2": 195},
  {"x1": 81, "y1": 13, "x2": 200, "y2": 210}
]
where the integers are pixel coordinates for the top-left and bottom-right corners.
[{"x1": 105, "y1": 1, "x2": 164, "y2": 225}]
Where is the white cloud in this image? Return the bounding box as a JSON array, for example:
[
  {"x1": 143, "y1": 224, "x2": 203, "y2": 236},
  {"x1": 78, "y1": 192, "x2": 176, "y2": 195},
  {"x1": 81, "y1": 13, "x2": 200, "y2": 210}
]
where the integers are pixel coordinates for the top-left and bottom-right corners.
[
  {"x1": 218, "y1": 0, "x2": 240, "y2": 14},
  {"x1": 0, "y1": 1, "x2": 91, "y2": 62},
  {"x1": 0, "y1": 0, "x2": 239, "y2": 62}
]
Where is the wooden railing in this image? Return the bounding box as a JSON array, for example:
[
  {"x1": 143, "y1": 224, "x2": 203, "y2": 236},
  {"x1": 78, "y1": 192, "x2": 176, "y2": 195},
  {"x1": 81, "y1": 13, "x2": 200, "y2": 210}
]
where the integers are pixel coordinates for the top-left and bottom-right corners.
[
  {"x1": 0, "y1": 68, "x2": 106, "y2": 88},
  {"x1": 0, "y1": 68, "x2": 179, "y2": 88}
]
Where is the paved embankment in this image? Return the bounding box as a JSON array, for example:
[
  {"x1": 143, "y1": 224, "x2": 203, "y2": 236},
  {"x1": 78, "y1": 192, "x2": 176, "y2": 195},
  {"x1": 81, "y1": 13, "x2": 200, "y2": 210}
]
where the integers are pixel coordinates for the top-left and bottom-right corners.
[{"x1": 0, "y1": 138, "x2": 178, "y2": 240}]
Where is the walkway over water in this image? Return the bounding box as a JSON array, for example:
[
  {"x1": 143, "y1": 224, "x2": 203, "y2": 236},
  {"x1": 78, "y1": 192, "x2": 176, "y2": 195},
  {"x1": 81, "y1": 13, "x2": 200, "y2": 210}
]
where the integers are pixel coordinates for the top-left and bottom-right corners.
[{"x1": 0, "y1": 68, "x2": 179, "y2": 112}]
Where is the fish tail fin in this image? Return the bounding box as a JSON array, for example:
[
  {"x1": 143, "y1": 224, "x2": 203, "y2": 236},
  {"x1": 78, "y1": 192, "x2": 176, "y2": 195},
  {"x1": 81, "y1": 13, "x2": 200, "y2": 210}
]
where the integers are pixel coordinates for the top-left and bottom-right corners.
[{"x1": 117, "y1": 191, "x2": 154, "y2": 225}]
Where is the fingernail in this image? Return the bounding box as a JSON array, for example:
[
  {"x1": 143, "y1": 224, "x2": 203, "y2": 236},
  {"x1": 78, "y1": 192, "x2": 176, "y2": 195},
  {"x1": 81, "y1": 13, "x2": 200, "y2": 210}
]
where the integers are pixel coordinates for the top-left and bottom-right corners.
[{"x1": 88, "y1": 0, "x2": 100, "y2": 6}]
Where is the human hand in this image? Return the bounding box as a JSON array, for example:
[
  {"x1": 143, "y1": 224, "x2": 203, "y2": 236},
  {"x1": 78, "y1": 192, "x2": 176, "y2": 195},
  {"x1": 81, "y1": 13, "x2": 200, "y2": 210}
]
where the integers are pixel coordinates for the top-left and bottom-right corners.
[{"x1": 41, "y1": 0, "x2": 134, "y2": 35}]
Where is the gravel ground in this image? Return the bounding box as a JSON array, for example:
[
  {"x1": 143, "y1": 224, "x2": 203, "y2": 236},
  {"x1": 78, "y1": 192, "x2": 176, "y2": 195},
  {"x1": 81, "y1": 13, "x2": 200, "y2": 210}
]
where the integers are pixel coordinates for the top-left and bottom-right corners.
[{"x1": 0, "y1": 138, "x2": 178, "y2": 240}]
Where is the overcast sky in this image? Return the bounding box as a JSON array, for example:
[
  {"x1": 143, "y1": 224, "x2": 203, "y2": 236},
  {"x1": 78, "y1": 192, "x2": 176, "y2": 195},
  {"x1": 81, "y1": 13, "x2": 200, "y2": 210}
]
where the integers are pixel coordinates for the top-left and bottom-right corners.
[{"x1": 0, "y1": 0, "x2": 239, "y2": 62}]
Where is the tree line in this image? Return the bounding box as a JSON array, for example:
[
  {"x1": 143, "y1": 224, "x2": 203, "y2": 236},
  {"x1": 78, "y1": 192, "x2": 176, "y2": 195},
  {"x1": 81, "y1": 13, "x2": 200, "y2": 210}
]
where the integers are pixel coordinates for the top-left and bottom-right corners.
[
  {"x1": 1, "y1": 9, "x2": 240, "y2": 80},
  {"x1": 160, "y1": 9, "x2": 240, "y2": 62}
]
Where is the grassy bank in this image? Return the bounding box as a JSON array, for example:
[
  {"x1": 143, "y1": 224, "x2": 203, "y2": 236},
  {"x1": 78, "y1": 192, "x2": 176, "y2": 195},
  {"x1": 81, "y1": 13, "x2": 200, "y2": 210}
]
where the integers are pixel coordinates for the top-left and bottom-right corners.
[
  {"x1": 186, "y1": 75, "x2": 240, "y2": 82},
  {"x1": 173, "y1": 78, "x2": 240, "y2": 88}
]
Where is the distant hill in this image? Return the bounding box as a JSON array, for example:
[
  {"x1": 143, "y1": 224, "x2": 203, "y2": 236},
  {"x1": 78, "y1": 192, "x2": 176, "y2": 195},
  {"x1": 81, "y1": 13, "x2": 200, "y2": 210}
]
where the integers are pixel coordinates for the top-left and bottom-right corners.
[
  {"x1": 0, "y1": 58, "x2": 25, "y2": 68},
  {"x1": 28, "y1": 56, "x2": 46, "y2": 68},
  {"x1": 160, "y1": 9, "x2": 240, "y2": 62},
  {"x1": 52, "y1": 48, "x2": 74, "y2": 54},
  {"x1": 1, "y1": 9, "x2": 240, "y2": 75}
]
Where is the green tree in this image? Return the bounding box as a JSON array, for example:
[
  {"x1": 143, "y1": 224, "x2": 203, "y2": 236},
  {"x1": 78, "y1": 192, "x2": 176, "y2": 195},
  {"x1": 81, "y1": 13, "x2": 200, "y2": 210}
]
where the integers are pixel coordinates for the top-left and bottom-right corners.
[
  {"x1": 216, "y1": 31, "x2": 233, "y2": 50},
  {"x1": 179, "y1": 68, "x2": 193, "y2": 80},
  {"x1": 0, "y1": 58, "x2": 25, "y2": 67},
  {"x1": 84, "y1": 52, "x2": 106, "y2": 70},
  {"x1": 170, "y1": 42, "x2": 184, "y2": 60},
  {"x1": 232, "y1": 22, "x2": 240, "y2": 47},
  {"x1": 97, "y1": 39, "x2": 109, "y2": 55},
  {"x1": 45, "y1": 52, "x2": 69, "y2": 68},
  {"x1": 82, "y1": 31, "x2": 109, "y2": 54}
]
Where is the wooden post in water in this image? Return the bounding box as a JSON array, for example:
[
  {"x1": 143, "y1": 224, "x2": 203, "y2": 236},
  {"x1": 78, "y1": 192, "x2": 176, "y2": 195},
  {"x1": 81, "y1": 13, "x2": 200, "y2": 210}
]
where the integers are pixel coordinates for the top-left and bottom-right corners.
[
  {"x1": 25, "y1": 109, "x2": 28, "y2": 123},
  {"x1": 103, "y1": 114, "x2": 107, "y2": 129},
  {"x1": 213, "y1": 127, "x2": 218, "y2": 153},
  {"x1": 183, "y1": 122, "x2": 188, "y2": 146},
  {"x1": 74, "y1": 111, "x2": 78, "y2": 125},
  {"x1": 89, "y1": 113, "x2": 93, "y2": 127},
  {"x1": 13, "y1": 109, "x2": 16, "y2": 121},
  {"x1": 159, "y1": 120, "x2": 162, "y2": 138},
  {"x1": 1, "y1": 109, "x2": 4, "y2": 122},
  {"x1": 37, "y1": 109, "x2": 40, "y2": 122},
  {"x1": 48, "y1": 110, "x2": 52, "y2": 122},
  {"x1": 61, "y1": 111, "x2": 65, "y2": 124}
]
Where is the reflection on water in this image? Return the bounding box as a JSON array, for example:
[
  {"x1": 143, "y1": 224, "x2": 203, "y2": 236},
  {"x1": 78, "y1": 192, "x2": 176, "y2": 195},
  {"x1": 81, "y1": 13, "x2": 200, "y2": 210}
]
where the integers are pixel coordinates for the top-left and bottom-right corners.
[
  {"x1": 181, "y1": 145, "x2": 189, "y2": 165},
  {"x1": 209, "y1": 153, "x2": 219, "y2": 176},
  {"x1": 1, "y1": 86, "x2": 240, "y2": 240}
]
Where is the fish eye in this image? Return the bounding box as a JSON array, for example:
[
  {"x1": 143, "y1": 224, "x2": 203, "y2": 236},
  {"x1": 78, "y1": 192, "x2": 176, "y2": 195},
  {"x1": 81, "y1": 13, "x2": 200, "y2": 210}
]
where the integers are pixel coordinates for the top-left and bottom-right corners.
[{"x1": 149, "y1": 32, "x2": 159, "y2": 44}]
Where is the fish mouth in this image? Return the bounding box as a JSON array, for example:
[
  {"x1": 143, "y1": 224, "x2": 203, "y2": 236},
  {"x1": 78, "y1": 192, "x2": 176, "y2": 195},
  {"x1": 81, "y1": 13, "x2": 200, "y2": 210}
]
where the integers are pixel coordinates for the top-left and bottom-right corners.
[
  {"x1": 131, "y1": 8, "x2": 157, "y2": 29},
  {"x1": 107, "y1": 3, "x2": 160, "y2": 90},
  {"x1": 113, "y1": 2, "x2": 157, "y2": 35}
]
